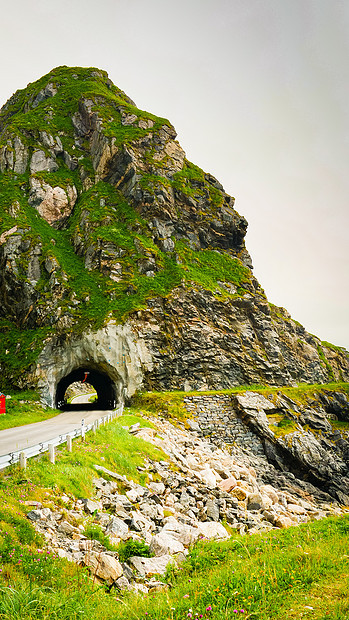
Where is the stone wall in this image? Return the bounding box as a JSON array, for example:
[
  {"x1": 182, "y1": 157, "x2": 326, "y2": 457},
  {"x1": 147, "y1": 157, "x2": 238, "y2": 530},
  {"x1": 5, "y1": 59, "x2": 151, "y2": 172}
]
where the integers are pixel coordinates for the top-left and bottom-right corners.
[
  {"x1": 182, "y1": 389, "x2": 349, "y2": 505},
  {"x1": 183, "y1": 394, "x2": 265, "y2": 458}
]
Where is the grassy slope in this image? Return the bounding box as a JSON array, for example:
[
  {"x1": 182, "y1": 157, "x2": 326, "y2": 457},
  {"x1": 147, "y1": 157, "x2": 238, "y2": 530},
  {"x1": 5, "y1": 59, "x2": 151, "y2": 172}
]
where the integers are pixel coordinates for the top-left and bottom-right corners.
[{"x1": 0, "y1": 409, "x2": 348, "y2": 619}]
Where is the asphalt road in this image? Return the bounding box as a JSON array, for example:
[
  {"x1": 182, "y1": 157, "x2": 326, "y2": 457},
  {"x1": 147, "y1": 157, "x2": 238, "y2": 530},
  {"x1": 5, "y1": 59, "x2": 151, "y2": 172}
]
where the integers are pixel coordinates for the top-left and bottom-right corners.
[{"x1": 0, "y1": 405, "x2": 112, "y2": 456}]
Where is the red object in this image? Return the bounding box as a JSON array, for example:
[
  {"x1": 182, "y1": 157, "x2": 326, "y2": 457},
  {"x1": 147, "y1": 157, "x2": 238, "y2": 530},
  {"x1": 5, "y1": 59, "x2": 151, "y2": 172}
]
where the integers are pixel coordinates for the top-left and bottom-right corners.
[
  {"x1": 82, "y1": 372, "x2": 89, "y2": 384},
  {"x1": 0, "y1": 394, "x2": 6, "y2": 415}
]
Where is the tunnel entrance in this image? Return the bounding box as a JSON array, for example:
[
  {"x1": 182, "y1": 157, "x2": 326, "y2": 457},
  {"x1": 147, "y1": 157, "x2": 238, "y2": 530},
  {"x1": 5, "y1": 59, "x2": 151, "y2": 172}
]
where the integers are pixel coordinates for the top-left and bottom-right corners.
[{"x1": 56, "y1": 367, "x2": 117, "y2": 410}]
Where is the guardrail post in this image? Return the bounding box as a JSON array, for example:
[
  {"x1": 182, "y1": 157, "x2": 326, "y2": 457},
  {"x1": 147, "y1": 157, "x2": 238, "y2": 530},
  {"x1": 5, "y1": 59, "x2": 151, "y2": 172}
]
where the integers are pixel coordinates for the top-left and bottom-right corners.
[
  {"x1": 67, "y1": 435, "x2": 72, "y2": 452},
  {"x1": 48, "y1": 444, "x2": 55, "y2": 464},
  {"x1": 19, "y1": 451, "x2": 27, "y2": 470}
]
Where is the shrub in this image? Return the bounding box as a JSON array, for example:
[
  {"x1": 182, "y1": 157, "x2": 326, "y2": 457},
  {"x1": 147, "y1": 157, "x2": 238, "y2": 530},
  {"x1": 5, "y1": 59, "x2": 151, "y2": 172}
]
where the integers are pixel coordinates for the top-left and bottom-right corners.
[{"x1": 117, "y1": 539, "x2": 153, "y2": 562}]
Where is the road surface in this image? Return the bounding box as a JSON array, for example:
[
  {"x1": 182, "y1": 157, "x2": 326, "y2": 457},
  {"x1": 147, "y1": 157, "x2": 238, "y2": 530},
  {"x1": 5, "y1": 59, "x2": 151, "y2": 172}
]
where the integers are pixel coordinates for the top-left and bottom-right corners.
[{"x1": 0, "y1": 407, "x2": 113, "y2": 456}]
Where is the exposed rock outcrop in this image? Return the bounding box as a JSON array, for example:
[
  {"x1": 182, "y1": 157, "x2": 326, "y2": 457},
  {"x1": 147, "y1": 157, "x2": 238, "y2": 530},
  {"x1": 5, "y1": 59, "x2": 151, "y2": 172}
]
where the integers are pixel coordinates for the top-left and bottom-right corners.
[{"x1": 0, "y1": 65, "x2": 348, "y2": 399}]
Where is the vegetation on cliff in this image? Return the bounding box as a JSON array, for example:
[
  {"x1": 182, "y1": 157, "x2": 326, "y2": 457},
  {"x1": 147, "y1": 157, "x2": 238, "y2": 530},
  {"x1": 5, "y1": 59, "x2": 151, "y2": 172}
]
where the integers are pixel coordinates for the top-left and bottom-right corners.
[{"x1": 0, "y1": 66, "x2": 348, "y2": 394}]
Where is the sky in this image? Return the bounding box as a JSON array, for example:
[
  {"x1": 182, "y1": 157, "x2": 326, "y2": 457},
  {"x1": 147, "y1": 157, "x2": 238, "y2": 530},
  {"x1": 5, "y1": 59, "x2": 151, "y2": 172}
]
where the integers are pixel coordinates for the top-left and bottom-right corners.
[{"x1": 0, "y1": 0, "x2": 348, "y2": 349}]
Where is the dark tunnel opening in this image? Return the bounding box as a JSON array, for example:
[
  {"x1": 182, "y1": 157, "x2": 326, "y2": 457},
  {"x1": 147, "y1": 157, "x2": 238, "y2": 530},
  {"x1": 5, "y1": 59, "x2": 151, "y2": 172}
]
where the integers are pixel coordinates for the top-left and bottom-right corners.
[{"x1": 56, "y1": 367, "x2": 117, "y2": 410}]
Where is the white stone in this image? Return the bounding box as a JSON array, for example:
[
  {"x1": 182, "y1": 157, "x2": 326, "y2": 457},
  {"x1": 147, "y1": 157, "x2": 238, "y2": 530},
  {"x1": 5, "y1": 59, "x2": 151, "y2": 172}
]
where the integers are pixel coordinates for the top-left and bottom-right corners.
[
  {"x1": 148, "y1": 481, "x2": 165, "y2": 495},
  {"x1": 106, "y1": 516, "x2": 129, "y2": 540},
  {"x1": 129, "y1": 554, "x2": 175, "y2": 577},
  {"x1": 198, "y1": 468, "x2": 217, "y2": 488},
  {"x1": 150, "y1": 532, "x2": 185, "y2": 556},
  {"x1": 197, "y1": 521, "x2": 230, "y2": 541},
  {"x1": 82, "y1": 552, "x2": 123, "y2": 584},
  {"x1": 162, "y1": 517, "x2": 199, "y2": 546}
]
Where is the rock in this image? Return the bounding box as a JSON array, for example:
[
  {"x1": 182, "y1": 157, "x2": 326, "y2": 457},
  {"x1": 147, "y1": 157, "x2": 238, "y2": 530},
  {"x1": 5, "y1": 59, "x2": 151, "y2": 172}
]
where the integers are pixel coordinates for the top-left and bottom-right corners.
[
  {"x1": 105, "y1": 517, "x2": 129, "y2": 540},
  {"x1": 149, "y1": 532, "x2": 185, "y2": 556},
  {"x1": 148, "y1": 481, "x2": 165, "y2": 495},
  {"x1": 147, "y1": 580, "x2": 169, "y2": 592},
  {"x1": 259, "y1": 484, "x2": 279, "y2": 504},
  {"x1": 82, "y1": 499, "x2": 103, "y2": 514},
  {"x1": 247, "y1": 493, "x2": 272, "y2": 511},
  {"x1": 274, "y1": 515, "x2": 295, "y2": 529},
  {"x1": 299, "y1": 409, "x2": 332, "y2": 432},
  {"x1": 82, "y1": 552, "x2": 123, "y2": 585},
  {"x1": 232, "y1": 487, "x2": 248, "y2": 501},
  {"x1": 199, "y1": 468, "x2": 217, "y2": 488},
  {"x1": 128, "y1": 554, "x2": 176, "y2": 577},
  {"x1": 162, "y1": 517, "x2": 200, "y2": 546},
  {"x1": 197, "y1": 521, "x2": 230, "y2": 541},
  {"x1": 130, "y1": 510, "x2": 155, "y2": 533},
  {"x1": 218, "y1": 477, "x2": 237, "y2": 492},
  {"x1": 206, "y1": 498, "x2": 220, "y2": 521},
  {"x1": 140, "y1": 501, "x2": 164, "y2": 522},
  {"x1": 26, "y1": 510, "x2": 44, "y2": 521},
  {"x1": 28, "y1": 178, "x2": 77, "y2": 226},
  {"x1": 129, "y1": 422, "x2": 141, "y2": 433},
  {"x1": 58, "y1": 521, "x2": 79, "y2": 536},
  {"x1": 30, "y1": 150, "x2": 58, "y2": 173},
  {"x1": 287, "y1": 504, "x2": 306, "y2": 515},
  {"x1": 115, "y1": 575, "x2": 132, "y2": 591}
]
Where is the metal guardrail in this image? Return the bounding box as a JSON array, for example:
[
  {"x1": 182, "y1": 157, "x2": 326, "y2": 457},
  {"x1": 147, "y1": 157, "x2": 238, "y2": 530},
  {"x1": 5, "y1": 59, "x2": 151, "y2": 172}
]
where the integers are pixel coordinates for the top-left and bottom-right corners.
[{"x1": 0, "y1": 404, "x2": 124, "y2": 471}]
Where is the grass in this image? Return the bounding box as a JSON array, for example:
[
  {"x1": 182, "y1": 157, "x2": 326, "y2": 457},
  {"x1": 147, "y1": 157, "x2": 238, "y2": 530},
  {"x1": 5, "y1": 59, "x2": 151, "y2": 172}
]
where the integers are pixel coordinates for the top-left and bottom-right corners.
[
  {"x1": 0, "y1": 391, "x2": 59, "y2": 431},
  {"x1": 0, "y1": 412, "x2": 165, "y2": 497},
  {"x1": 0, "y1": 403, "x2": 348, "y2": 619},
  {"x1": 0, "y1": 510, "x2": 347, "y2": 619}
]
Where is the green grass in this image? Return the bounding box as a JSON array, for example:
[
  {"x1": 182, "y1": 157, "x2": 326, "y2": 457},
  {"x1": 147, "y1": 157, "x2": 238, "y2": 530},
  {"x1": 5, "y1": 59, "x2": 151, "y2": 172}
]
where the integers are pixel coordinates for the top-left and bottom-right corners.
[
  {"x1": 0, "y1": 413, "x2": 165, "y2": 497},
  {"x1": 0, "y1": 511, "x2": 348, "y2": 619},
  {"x1": 0, "y1": 391, "x2": 59, "y2": 431},
  {"x1": 0, "y1": 400, "x2": 348, "y2": 619}
]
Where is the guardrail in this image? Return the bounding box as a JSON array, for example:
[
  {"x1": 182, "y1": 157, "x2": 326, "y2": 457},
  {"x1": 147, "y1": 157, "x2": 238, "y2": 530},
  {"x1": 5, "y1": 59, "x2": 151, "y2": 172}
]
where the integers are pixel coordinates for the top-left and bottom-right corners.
[{"x1": 0, "y1": 404, "x2": 124, "y2": 471}]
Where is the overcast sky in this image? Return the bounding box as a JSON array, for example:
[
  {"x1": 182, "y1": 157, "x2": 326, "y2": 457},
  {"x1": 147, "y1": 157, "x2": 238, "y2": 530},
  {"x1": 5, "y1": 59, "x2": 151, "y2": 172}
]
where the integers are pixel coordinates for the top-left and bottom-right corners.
[{"x1": 0, "y1": 0, "x2": 348, "y2": 349}]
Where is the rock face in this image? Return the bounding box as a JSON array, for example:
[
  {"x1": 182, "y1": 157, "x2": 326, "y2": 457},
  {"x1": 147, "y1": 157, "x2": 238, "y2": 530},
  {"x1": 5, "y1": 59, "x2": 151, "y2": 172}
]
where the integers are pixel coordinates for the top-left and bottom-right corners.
[
  {"x1": 0, "y1": 66, "x2": 348, "y2": 400},
  {"x1": 183, "y1": 388, "x2": 349, "y2": 505}
]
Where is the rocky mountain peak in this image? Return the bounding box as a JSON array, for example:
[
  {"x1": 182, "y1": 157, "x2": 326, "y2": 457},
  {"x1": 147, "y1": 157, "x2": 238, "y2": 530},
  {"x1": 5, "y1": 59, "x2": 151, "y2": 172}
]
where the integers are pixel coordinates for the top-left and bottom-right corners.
[{"x1": 0, "y1": 66, "x2": 348, "y2": 403}]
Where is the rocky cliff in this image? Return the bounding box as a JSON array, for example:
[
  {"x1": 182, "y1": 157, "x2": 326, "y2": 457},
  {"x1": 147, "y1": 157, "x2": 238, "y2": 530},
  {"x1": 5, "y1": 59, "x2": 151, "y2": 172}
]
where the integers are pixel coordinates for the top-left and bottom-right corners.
[{"x1": 0, "y1": 66, "x2": 348, "y2": 403}]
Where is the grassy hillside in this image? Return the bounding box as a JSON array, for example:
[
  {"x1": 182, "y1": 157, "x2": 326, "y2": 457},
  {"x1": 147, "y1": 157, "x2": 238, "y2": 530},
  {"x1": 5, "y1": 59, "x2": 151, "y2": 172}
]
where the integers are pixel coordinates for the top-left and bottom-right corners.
[{"x1": 0, "y1": 404, "x2": 348, "y2": 619}]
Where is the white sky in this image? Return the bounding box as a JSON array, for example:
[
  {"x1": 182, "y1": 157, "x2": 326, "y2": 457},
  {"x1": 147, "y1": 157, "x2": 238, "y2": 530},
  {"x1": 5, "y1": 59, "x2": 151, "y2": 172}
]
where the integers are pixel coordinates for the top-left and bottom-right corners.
[{"x1": 0, "y1": 0, "x2": 348, "y2": 348}]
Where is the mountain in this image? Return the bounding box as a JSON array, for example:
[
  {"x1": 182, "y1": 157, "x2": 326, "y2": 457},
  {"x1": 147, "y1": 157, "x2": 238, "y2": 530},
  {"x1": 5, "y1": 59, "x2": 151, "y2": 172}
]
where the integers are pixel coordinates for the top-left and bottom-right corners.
[{"x1": 0, "y1": 66, "x2": 348, "y2": 406}]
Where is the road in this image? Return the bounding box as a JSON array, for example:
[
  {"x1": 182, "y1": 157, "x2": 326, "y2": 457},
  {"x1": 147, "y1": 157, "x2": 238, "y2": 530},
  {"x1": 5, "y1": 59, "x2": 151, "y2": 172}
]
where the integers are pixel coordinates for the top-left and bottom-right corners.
[{"x1": 0, "y1": 406, "x2": 112, "y2": 456}]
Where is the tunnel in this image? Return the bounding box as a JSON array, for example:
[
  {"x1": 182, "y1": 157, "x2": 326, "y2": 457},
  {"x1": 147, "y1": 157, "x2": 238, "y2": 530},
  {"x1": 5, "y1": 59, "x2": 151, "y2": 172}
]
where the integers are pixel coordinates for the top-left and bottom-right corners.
[{"x1": 55, "y1": 367, "x2": 117, "y2": 410}]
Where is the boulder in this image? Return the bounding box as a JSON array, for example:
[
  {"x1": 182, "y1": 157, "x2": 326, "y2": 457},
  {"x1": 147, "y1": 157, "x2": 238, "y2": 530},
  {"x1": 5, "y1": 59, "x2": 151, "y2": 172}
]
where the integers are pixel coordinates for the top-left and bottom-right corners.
[
  {"x1": 232, "y1": 487, "x2": 248, "y2": 501},
  {"x1": 82, "y1": 552, "x2": 123, "y2": 585},
  {"x1": 148, "y1": 481, "x2": 166, "y2": 495},
  {"x1": 199, "y1": 468, "x2": 217, "y2": 488},
  {"x1": 82, "y1": 499, "x2": 103, "y2": 514},
  {"x1": 129, "y1": 554, "x2": 176, "y2": 577},
  {"x1": 274, "y1": 515, "x2": 295, "y2": 529},
  {"x1": 162, "y1": 517, "x2": 199, "y2": 546},
  {"x1": 105, "y1": 517, "x2": 129, "y2": 540},
  {"x1": 287, "y1": 504, "x2": 306, "y2": 515},
  {"x1": 197, "y1": 521, "x2": 230, "y2": 541},
  {"x1": 149, "y1": 531, "x2": 185, "y2": 556},
  {"x1": 247, "y1": 493, "x2": 272, "y2": 511},
  {"x1": 218, "y1": 476, "x2": 237, "y2": 493},
  {"x1": 206, "y1": 498, "x2": 220, "y2": 521}
]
